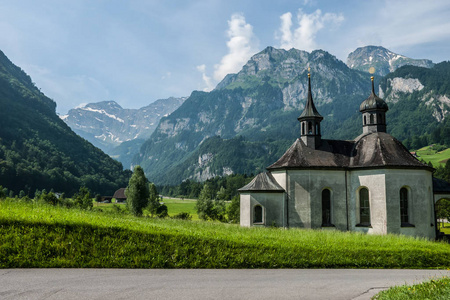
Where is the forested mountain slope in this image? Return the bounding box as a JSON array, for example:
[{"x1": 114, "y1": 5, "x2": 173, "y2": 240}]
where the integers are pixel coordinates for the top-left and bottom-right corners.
[{"x1": 0, "y1": 50, "x2": 131, "y2": 195}]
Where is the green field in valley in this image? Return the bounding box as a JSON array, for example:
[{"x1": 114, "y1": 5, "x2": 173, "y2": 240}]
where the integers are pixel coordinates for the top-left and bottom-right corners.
[
  {"x1": 415, "y1": 146, "x2": 450, "y2": 167},
  {"x1": 93, "y1": 197, "x2": 199, "y2": 220},
  {"x1": 2, "y1": 199, "x2": 450, "y2": 269}
]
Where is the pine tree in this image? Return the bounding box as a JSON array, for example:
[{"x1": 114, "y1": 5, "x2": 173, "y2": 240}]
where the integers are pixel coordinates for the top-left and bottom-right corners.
[{"x1": 126, "y1": 166, "x2": 149, "y2": 216}]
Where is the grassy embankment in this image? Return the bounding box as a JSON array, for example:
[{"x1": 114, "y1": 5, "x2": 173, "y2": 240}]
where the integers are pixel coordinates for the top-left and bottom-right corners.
[
  {"x1": 1, "y1": 200, "x2": 450, "y2": 269},
  {"x1": 415, "y1": 146, "x2": 450, "y2": 167},
  {"x1": 373, "y1": 276, "x2": 450, "y2": 300}
]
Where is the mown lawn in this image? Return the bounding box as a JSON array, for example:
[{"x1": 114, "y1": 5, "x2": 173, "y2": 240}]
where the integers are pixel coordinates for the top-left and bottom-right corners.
[{"x1": 1, "y1": 200, "x2": 450, "y2": 269}]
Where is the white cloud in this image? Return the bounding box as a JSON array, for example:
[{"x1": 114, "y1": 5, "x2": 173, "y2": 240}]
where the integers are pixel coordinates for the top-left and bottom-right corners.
[
  {"x1": 213, "y1": 13, "x2": 259, "y2": 82},
  {"x1": 277, "y1": 9, "x2": 344, "y2": 52},
  {"x1": 196, "y1": 64, "x2": 214, "y2": 92}
]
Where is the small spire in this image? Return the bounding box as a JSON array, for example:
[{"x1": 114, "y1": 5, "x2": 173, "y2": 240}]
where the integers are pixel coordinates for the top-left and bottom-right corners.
[{"x1": 371, "y1": 76, "x2": 375, "y2": 94}]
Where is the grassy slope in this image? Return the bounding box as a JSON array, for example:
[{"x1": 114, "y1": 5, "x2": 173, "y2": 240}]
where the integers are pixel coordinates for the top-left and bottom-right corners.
[
  {"x1": 416, "y1": 146, "x2": 450, "y2": 167},
  {"x1": 1, "y1": 200, "x2": 450, "y2": 269}
]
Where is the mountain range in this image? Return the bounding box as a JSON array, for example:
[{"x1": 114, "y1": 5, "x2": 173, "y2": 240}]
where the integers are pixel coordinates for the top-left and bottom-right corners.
[
  {"x1": 62, "y1": 97, "x2": 186, "y2": 160},
  {"x1": 2, "y1": 44, "x2": 448, "y2": 194},
  {"x1": 131, "y1": 46, "x2": 449, "y2": 185}
]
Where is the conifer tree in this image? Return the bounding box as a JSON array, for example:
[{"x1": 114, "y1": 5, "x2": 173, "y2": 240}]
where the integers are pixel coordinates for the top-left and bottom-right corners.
[{"x1": 126, "y1": 166, "x2": 149, "y2": 216}]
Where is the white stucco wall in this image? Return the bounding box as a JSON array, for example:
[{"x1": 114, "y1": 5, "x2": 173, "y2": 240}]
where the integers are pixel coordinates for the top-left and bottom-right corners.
[
  {"x1": 239, "y1": 192, "x2": 285, "y2": 227},
  {"x1": 348, "y1": 168, "x2": 435, "y2": 239},
  {"x1": 286, "y1": 169, "x2": 347, "y2": 230}
]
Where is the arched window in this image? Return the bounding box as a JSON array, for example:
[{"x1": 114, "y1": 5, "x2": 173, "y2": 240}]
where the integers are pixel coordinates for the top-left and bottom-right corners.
[
  {"x1": 369, "y1": 114, "x2": 374, "y2": 124},
  {"x1": 253, "y1": 205, "x2": 263, "y2": 224},
  {"x1": 359, "y1": 188, "x2": 370, "y2": 225},
  {"x1": 363, "y1": 115, "x2": 366, "y2": 125},
  {"x1": 302, "y1": 122, "x2": 305, "y2": 135},
  {"x1": 322, "y1": 189, "x2": 331, "y2": 226},
  {"x1": 308, "y1": 121, "x2": 312, "y2": 134},
  {"x1": 400, "y1": 188, "x2": 409, "y2": 224}
]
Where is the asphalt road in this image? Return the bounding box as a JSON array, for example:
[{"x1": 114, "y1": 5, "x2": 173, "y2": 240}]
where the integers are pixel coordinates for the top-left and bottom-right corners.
[{"x1": 1, "y1": 269, "x2": 449, "y2": 300}]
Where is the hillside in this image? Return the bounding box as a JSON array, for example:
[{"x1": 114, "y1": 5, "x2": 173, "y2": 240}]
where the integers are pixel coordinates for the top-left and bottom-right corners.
[
  {"x1": 2, "y1": 201, "x2": 450, "y2": 268},
  {"x1": 0, "y1": 50, "x2": 131, "y2": 195}
]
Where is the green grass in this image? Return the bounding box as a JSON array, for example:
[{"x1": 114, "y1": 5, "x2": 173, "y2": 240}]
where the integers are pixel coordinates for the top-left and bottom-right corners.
[
  {"x1": 93, "y1": 197, "x2": 199, "y2": 220},
  {"x1": 159, "y1": 197, "x2": 198, "y2": 220},
  {"x1": 416, "y1": 146, "x2": 450, "y2": 167},
  {"x1": 373, "y1": 276, "x2": 450, "y2": 299},
  {"x1": 1, "y1": 200, "x2": 450, "y2": 269}
]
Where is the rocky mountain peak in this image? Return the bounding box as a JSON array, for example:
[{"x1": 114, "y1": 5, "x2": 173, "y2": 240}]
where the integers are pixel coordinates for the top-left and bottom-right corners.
[{"x1": 347, "y1": 45, "x2": 434, "y2": 76}]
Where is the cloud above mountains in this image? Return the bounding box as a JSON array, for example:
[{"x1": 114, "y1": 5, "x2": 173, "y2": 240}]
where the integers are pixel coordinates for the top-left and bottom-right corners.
[{"x1": 277, "y1": 9, "x2": 344, "y2": 52}]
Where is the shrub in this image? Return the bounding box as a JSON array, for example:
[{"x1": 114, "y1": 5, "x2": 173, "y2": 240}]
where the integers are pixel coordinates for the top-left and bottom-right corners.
[{"x1": 172, "y1": 212, "x2": 192, "y2": 220}]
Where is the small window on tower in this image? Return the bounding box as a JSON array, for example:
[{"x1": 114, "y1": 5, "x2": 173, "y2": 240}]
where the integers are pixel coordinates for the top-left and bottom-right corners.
[
  {"x1": 308, "y1": 122, "x2": 312, "y2": 134},
  {"x1": 370, "y1": 114, "x2": 374, "y2": 124}
]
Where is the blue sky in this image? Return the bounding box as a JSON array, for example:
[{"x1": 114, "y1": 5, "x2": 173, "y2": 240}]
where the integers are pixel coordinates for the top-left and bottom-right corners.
[{"x1": 1, "y1": 0, "x2": 450, "y2": 114}]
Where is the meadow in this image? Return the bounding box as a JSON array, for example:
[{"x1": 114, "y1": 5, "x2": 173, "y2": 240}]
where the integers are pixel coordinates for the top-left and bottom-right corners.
[
  {"x1": 93, "y1": 197, "x2": 199, "y2": 220},
  {"x1": 416, "y1": 146, "x2": 450, "y2": 167},
  {"x1": 1, "y1": 199, "x2": 450, "y2": 269}
]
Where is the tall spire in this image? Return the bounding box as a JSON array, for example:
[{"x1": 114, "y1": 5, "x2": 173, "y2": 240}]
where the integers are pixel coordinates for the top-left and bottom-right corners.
[
  {"x1": 298, "y1": 73, "x2": 323, "y2": 120},
  {"x1": 298, "y1": 72, "x2": 323, "y2": 149}
]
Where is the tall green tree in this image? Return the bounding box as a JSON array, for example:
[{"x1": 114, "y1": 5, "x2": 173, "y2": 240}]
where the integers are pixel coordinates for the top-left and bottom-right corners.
[{"x1": 126, "y1": 166, "x2": 149, "y2": 216}]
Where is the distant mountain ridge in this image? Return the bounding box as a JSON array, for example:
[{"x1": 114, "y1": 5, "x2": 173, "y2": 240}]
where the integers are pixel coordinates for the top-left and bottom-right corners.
[
  {"x1": 347, "y1": 46, "x2": 434, "y2": 76},
  {"x1": 62, "y1": 97, "x2": 186, "y2": 153}
]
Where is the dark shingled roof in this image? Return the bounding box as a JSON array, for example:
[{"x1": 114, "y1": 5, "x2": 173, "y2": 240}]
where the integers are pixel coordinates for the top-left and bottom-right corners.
[
  {"x1": 298, "y1": 74, "x2": 323, "y2": 120},
  {"x1": 433, "y1": 177, "x2": 450, "y2": 194},
  {"x1": 359, "y1": 79, "x2": 388, "y2": 112},
  {"x1": 238, "y1": 172, "x2": 285, "y2": 192},
  {"x1": 268, "y1": 132, "x2": 432, "y2": 171},
  {"x1": 113, "y1": 188, "x2": 127, "y2": 199}
]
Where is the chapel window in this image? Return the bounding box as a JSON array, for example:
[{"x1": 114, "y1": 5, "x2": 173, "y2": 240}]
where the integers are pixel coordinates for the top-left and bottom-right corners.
[
  {"x1": 363, "y1": 115, "x2": 366, "y2": 125},
  {"x1": 359, "y1": 188, "x2": 370, "y2": 225},
  {"x1": 400, "y1": 187, "x2": 409, "y2": 225},
  {"x1": 322, "y1": 189, "x2": 332, "y2": 226},
  {"x1": 302, "y1": 122, "x2": 305, "y2": 135},
  {"x1": 369, "y1": 114, "x2": 374, "y2": 124},
  {"x1": 308, "y1": 121, "x2": 312, "y2": 134},
  {"x1": 253, "y1": 205, "x2": 263, "y2": 224}
]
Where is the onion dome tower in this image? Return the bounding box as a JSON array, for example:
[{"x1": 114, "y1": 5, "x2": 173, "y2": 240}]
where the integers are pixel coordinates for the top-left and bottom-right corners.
[
  {"x1": 298, "y1": 73, "x2": 323, "y2": 149},
  {"x1": 360, "y1": 76, "x2": 389, "y2": 134}
]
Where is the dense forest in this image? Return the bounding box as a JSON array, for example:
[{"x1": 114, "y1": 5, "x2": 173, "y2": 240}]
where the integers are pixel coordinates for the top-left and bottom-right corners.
[{"x1": 0, "y1": 50, "x2": 131, "y2": 196}]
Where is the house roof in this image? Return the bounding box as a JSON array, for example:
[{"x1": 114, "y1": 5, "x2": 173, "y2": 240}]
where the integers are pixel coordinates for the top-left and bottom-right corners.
[
  {"x1": 359, "y1": 77, "x2": 388, "y2": 112},
  {"x1": 113, "y1": 188, "x2": 127, "y2": 199},
  {"x1": 238, "y1": 172, "x2": 285, "y2": 192},
  {"x1": 433, "y1": 177, "x2": 450, "y2": 194},
  {"x1": 268, "y1": 132, "x2": 432, "y2": 171}
]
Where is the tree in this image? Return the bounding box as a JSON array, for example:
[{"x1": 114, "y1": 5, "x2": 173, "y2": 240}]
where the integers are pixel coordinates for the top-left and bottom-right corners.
[
  {"x1": 73, "y1": 186, "x2": 92, "y2": 210},
  {"x1": 147, "y1": 183, "x2": 161, "y2": 217},
  {"x1": 436, "y1": 198, "x2": 450, "y2": 228},
  {"x1": 196, "y1": 183, "x2": 226, "y2": 221},
  {"x1": 227, "y1": 196, "x2": 240, "y2": 223},
  {"x1": 126, "y1": 166, "x2": 149, "y2": 216},
  {"x1": 196, "y1": 184, "x2": 215, "y2": 220}
]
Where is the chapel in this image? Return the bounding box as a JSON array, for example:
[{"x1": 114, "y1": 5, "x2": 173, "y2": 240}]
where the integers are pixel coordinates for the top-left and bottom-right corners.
[{"x1": 239, "y1": 73, "x2": 450, "y2": 239}]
